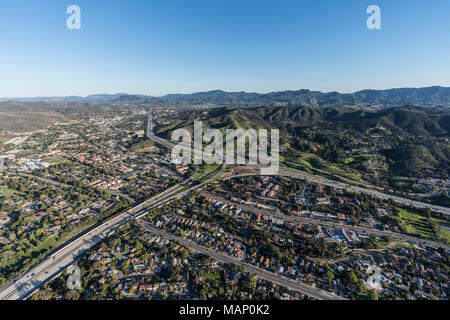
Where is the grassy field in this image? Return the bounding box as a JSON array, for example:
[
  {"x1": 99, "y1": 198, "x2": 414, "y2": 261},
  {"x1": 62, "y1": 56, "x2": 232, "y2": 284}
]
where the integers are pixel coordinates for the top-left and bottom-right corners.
[
  {"x1": 202, "y1": 270, "x2": 222, "y2": 282},
  {"x1": 48, "y1": 157, "x2": 72, "y2": 165},
  {"x1": 388, "y1": 207, "x2": 450, "y2": 243},
  {"x1": 344, "y1": 157, "x2": 356, "y2": 165},
  {"x1": 440, "y1": 229, "x2": 450, "y2": 243},
  {"x1": 388, "y1": 176, "x2": 414, "y2": 192},
  {"x1": 156, "y1": 120, "x2": 185, "y2": 136},
  {"x1": 394, "y1": 208, "x2": 434, "y2": 239},
  {"x1": 193, "y1": 164, "x2": 220, "y2": 180},
  {"x1": 284, "y1": 153, "x2": 363, "y2": 183},
  {"x1": 128, "y1": 139, "x2": 155, "y2": 152}
]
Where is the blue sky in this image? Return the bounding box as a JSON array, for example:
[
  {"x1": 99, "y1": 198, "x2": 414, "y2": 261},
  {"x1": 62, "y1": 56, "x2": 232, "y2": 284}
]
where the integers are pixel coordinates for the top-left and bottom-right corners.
[{"x1": 1, "y1": 0, "x2": 449, "y2": 97}]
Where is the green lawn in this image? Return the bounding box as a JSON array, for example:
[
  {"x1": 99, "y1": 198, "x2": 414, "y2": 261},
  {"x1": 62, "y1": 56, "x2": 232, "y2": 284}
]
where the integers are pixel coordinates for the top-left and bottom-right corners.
[
  {"x1": 344, "y1": 157, "x2": 356, "y2": 165},
  {"x1": 285, "y1": 153, "x2": 363, "y2": 183},
  {"x1": 193, "y1": 164, "x2": 220, "y2": 180},
  {"x1": 440, "y1": 229, "x2": 450, "y2": 243},
  {"x1": 388, "y1": 176, "x2": 414, "y2": 192},
  {"x1": 202, "y1": 270, "x2": 222, "y2": 282},
  {"x1": 380, "y1": 207, "x2": 450, "y2": 244},
  {"x1": 48, "y1": 157, "x2": 71, "y2": 165},
  {"x1": 394, "y1": 207, "x2": 434, "y2": 239}
]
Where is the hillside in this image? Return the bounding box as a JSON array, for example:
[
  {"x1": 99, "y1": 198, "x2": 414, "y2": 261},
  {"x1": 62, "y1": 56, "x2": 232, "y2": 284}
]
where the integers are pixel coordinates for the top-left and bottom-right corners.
[
  {"x1": 384, "y1": 144, "x2": 450, "y2": 176},
  {"x1": 0, "y1": 111, "x2": 65, "y2": 136},
  {"x1": 166, "y1": 105, "x2": 450, "y2": 137},
  {"x1": 0, "y1": 101, "x2": 121, "y2": 135},
  {"x1": 0, "y1": 101, "x2": 122, "y2": 115},
  {"x1": 158, "y1": 105, "x2": 449, "y2": 181}
]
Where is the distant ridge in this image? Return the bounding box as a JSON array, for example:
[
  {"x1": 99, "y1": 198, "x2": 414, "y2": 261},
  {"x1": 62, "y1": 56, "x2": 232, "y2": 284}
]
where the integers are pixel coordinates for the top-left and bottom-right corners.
[
  {"x1": 2, "y1": 86, "x2": 450, "y2": 107},
  {"x1": 0, "y1": 93, "x2": 151, "y2": 103},
  {"x1": 160, "y1": 86, "x2": 450, "y2": 107}
]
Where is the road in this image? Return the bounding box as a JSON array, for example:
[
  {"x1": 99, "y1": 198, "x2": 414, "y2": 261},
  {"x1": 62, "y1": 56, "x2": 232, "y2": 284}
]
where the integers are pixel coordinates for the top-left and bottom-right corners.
[
  {"x1": 1, "y1": 127, "x2": 445, "y2": 300},
  {"x1": 202, "y1": 191, "x2": 450, "y2": 251},
  {"x1": 0, "y1": 128, "x2": 221, "y2": 300},
  {"x1": 149, "y1": 130, "x2": 450, "y2": 216},
  {"x1": 147, "y1": 127, "x2": 344, "y2": 298},
  {"x1": 0, "y1": 174, "x2": 194, "y2": 300},
  {"x1": 138, "y1": 220, "x2": 346, "y2": 300},
  {"x1": 0, "y1": 158, "x2": 223, "y2": 301},
  {"x1": 284, "y1": 160, "x2": 384, "y2": 192},
  {"x1": 151, "y1": 130, "x2": 450, "y2": 249},
  {"x1": 276, "y1": 168, "x2": 450, "y2": 216}
]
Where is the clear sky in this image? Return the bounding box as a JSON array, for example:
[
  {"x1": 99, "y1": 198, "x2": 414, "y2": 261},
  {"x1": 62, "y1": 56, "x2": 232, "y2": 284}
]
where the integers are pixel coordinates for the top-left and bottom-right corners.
[{"x1": 1, "y1": 0, "x2": 450, "y2": 97}]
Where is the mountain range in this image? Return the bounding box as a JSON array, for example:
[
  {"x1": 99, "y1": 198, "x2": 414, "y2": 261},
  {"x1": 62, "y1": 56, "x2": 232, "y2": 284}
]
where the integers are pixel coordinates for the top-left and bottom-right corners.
[
  {"x1": 2, "y1": 86, "x2": 450, "y2": 107},
  {"x1": 0, "y1": 94, "x2": 151, "y2": 103},
  {"x1": 160, "y1": 87, "x2": 450, "y2": 107}
]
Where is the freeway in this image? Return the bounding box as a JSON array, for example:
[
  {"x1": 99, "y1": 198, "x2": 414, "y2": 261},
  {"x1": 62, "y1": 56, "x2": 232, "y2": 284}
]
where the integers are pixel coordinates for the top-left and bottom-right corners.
[
  {"x1": 227, "y1": 167, "x2": 450, "y2": 216},
  {"x1": 0, "y1": 173, "x2": 194, "y2": 300},
  {"x1": 2, "y1": 126, "x2": 444, "y2": 300},
  {"x1": 138, "y1": 220, "x2": 346, "y2": 300},
  {"x1": 150, "y1": 129, "x2": 450, "y2": 250},
  {"x1": 0, "y1": 160, "x2": 222, "y2": 300},
  {"x1": 276, "y1": 168, "x2": 450, "y2": 216},
  {"x1": 284, "y1": 160, "x2": 384, "y2": 192},
  {"x1": 148, "y1": 132, "x2": 175, "y2": 149},
  {"x1": 149, "y1": 128, "x2": 450, "y2": 216},
  {"x1": 0, "y1": 128, "x2": 221, "y2": 300},
  {"x1": 202, "y1": 191, "x2": 450, "y2": 251}
]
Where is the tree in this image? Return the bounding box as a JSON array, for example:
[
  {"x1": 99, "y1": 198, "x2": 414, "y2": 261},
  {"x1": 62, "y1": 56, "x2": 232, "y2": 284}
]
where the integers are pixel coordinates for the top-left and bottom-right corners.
[
  {"x1": 346, "y1": 271, "x2": 358, "y2": 284},
  {"x1": 247, "y1": 273, "x2": 256, "y2": 293},
  {"x1": 135, "y1": 240, "x2": 144, "y2": 252},
  {"x1": 368, "y1": 289, "x2": 379, "y2": 300},
  {"x1": 64, "y1": 290, "x2": 80, "y2": 300},
  {"x1": 326, "y1": 271, "x2": 334, "y2": 283},
  {"x1": 358, "y1": 283, "x2": 368, "y2": 295}
]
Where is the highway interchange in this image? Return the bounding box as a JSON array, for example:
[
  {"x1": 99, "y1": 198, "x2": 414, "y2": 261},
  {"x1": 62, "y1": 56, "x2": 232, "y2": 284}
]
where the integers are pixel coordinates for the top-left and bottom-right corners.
[{"x1": 0, "y1": 129, "x2": 448, "y2": 300}]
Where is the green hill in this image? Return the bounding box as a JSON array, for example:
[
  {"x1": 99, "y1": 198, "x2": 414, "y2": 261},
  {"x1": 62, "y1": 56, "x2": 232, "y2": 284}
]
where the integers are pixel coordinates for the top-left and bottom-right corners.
[{"x1": 166, "y1": 105, "x2": 450, "y2": 137}]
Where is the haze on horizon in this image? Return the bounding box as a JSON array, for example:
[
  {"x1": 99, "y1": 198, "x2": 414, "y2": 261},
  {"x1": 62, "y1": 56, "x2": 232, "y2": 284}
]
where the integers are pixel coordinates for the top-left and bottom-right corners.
[{"x1": 1, "y1": 0, "x2": 450, "y2": 98}]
